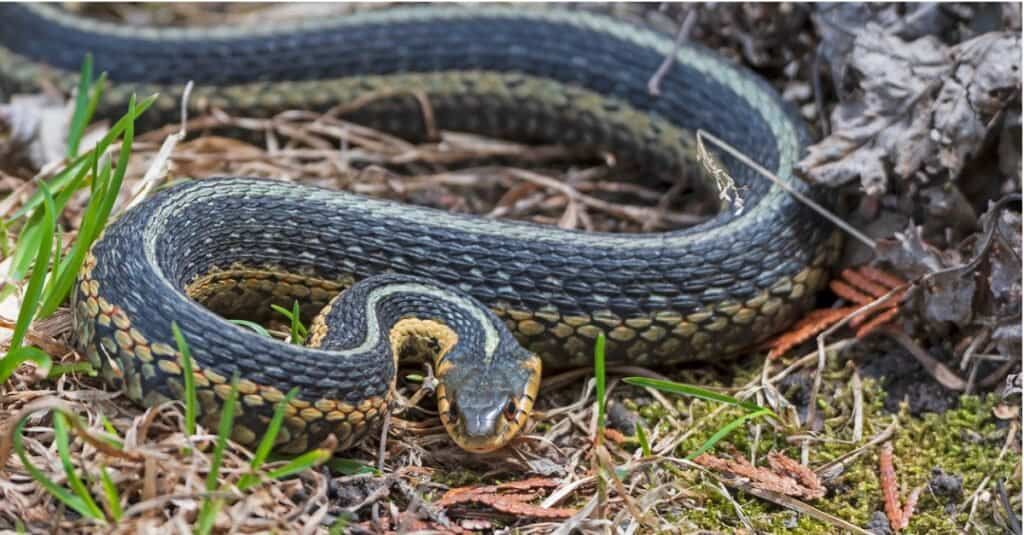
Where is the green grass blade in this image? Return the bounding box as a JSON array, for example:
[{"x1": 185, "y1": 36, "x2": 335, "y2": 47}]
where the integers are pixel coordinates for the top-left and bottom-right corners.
[
  {"x1": 46, "y1": 361, "x2": 96, "y2": 379},
  {"x1": 7, "y1": 94, "x2": 155, "y2": 222},
  {"x1": 98, "y1": 465, "x2": 123, "y2": 521},
  {"x1": 270, "y1": 301, "x2": 308, "y2": 344},
  {"x1": 6, "y1": 184, "x2": 55, "y2": 352},
  {"x1": 75, "y1": 72, "x2": 108, "y2": 156},
  {"x1": 38, "y1": 95, "x2": 137, "y2": 318},
  {"x1": 238, "y1": 387, "x2": 299, "y2": 490},
  {"x1": 9, "y1": 215, "x2": 44, "y2": 282},
  {"x1": 265, "y1": 449, "x2": 332, "y2": 481},
  {"x1": 594, "y1": 332, "x2": 607, "y2": 432},
  {"x1": 207, "y1": 375, "x2": 239, "y2": 492},
  {"x1": 228, "y1": 319, "x2": 272, "y2": 338},
  {"x1": 12, "y1": 415, "x2": 101, "y2": 521},
  {"x1": 8, "y1": 157, "x2": 92, "y2": 282},
  {"x1": 196, "y1": 499, "x2": 223, "y2": 535},
  {"x1": 67, "y1": 54, "x2": 93, "y2": 158},
  {"x1": 635, "y1": 421, "x2": 651, "y2": 457},
  {"x1": 325, "y1": 457, "x2": 377, "y2": 476},
  {"x1": 623, "y1": 377, "x2": 772, "y2": 415},
  {"x1": 53, "y1": 413, "x2": 105, "y2": 520},
  {"x1": 686, "y1": 407, "x2": 775, "y2": 460},
  {"x1": 171, "y1": 322, "x2": 197, "y2": 437},
  {"x1": 196, "y1": 375, "x2": 239, "y2": 535}
]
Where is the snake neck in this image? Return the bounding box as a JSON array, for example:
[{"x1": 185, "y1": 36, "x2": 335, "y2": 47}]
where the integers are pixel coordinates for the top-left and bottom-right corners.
[{"x1": 308, "y1": 273, "x2": 541, "y2": 452}]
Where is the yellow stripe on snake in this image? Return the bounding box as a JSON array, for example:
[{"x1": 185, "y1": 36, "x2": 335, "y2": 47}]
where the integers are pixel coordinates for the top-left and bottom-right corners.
[{"x1": 0, "y1": 4, "x2": 840, "y2": 452}]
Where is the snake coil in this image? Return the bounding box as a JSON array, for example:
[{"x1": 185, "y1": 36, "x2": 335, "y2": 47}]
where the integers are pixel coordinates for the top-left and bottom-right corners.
[{"x1": 0, "y1": 4, "x2": 838, "y2": 452}]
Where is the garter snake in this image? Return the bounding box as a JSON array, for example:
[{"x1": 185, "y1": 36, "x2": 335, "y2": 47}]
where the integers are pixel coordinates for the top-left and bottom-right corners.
[{"x1": 0, "y1": 4, "x2": 840, "y2": 453}]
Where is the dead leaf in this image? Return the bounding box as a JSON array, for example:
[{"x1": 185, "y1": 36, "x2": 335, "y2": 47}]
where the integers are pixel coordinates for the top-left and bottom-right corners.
[
  {"x1": 933, "y1": 32, "x2": 1022, "y2": 176},
  {"x1": 876, "y1": 223, "x2": 947, "y2": 277},
  {"x1": 799, "y1": 24, "x2": 1021, "y2": 190}
]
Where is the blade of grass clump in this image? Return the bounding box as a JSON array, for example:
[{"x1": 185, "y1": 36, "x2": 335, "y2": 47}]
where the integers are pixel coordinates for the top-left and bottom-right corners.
[
  {"x1": 38, "y1": 94, "x2": 138, "y2": 318},
  {"x1": 196, "y1": 374, "x2": 239, "y2": 535},
  {"x1": 32, "y1": 153, "x2": 107, "y2": 308},
  {"x1": 12, "y1": 414, "x2": 104, "y2": 521},
  {"x1": 7, "y1": 84, "x2": 148, "y2": 284},
  {"x1": 228, "y1": 319, "x2": 272, "y2": 338},
  {"x1": 270, "y1": 301, "x2": 308, "y2": 344},
  {"x1": 622, "y1": 377, "x2": 771, "y2": 415},
  {"x1": 6, "y1": 184, "x2": 55, "y2": 351},
  {"x1": 7, "y1": 156, "x2": 91, "y2": 282},
  {"x1": 0, "y1": 186, "x2": 56, "y2": 383},
  {"x1": 8, "y1": 94, "x2": 155, "y2": 223},
  {"x1": 98, "y1": 465, "x2": 123, "y2": 521},
  {"x1": 54, "y1": 412, "x2": 105, "y2": 520},
  {"x1": 237, "y1": 386, "x2": 299, "y2": 490},
  {"x1": 171, "y1": 322, "x2": 198, "y2": 437}
]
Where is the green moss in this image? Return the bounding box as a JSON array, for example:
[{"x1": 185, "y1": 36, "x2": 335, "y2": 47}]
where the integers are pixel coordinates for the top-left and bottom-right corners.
[{"x1": 625, "y1": 360, "x2": 1020, "y2": 534}]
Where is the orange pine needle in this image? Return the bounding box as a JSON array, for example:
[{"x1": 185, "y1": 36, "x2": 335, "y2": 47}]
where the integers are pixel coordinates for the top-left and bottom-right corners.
[
  {"x1": 830, "y1": 279, "x2": 875, "y2": 305},
  {"x1": 880, "y1": 442, "x2": 903, "y2": 531},
  {"x1": 840, "y1": 268, "x2": 890, "y2": 297},
  {"x1": 855, "y1": 307, "x2": 901, "y2": 337},
  {"x1": 767, "y1": 307, "x2": 857, "y2": 359}
]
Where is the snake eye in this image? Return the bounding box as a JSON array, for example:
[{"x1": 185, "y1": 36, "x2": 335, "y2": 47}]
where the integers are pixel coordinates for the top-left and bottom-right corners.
[{"x1": 502, "y1": 398, "x2": 518, "y2": 421}]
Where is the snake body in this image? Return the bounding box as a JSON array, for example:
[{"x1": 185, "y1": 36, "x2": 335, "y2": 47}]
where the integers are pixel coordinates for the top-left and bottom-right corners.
[{"x1": 0, "y1": 5, "x2": 839, "y2": 452}]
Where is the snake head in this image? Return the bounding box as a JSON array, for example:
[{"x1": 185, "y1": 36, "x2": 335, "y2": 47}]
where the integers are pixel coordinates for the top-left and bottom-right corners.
[{"x1": 437, "y1": 351, "x2": 542, "y2": 453}]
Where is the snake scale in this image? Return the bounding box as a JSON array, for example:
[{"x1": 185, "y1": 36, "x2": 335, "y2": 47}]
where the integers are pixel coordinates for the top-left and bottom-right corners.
[{"x1": 0, "y1": 4, "x2": 839, "y2": 452}]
